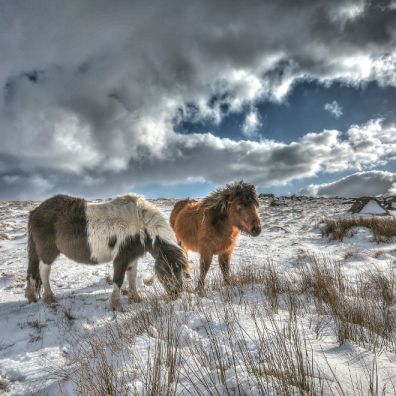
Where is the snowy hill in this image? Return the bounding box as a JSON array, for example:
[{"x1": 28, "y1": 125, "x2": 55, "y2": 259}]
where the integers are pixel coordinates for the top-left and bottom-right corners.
[{"x1": 0, "y1": 197, "x2": 395, "y2": 395}]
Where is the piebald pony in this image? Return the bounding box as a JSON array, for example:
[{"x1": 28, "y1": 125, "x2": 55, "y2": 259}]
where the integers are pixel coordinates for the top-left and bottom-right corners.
[{"x1": 25, "y1": 194, "x2": 188, "y2": 311}]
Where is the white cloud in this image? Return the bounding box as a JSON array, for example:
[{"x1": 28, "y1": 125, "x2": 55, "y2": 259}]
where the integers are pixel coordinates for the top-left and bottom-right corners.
[
  {"x1": 242, "y1": 109, "x2": 261, "y2": 137},
  {"x1": 1, "y1": 118, "x2": 395, "y2": 199},
  {"x1": 300, "y1": 171, "x2": 396, "y2": 198},
  {"x1": 0, "y1": 1, "x2": 396, "y2": 198},
  {"x1": 120, "y1": 119, "x2": 396, "y2": 189},
  {"x1": 324, "y1": 100, "x2": 343, "y2": 118},
  {"x1": 329, "y1": 1, "x2": 366, "y2": 26}
]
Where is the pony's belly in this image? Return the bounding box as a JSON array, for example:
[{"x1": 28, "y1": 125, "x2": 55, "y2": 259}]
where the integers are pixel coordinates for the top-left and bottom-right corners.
[
  {"x1": 63, "y1": 247, "x2": 113, "y2": 264},
  {"x1": 62, "y1": 252, "x2": 98, "y2": 265},
  {"x1": 212, "y1": 245, "x2": 233, "y2": 255},
  {"x1": 183, "y1": 234, "x2": 238, "y2": 256},
  {"x1": 86, "y1": 232, "x2": 116, "y2": 263},
  {"x1": 183, "y1": 240, "x2": 225, "y2": 255},
  {"x1": 56, "y1": 236, "x2": 96, "y2": 264},
  {"x1": 91, "y1": 250, "x2": 114, "y2": 263},
  {"x1": 181, "y1": 238, "x2": 200, "y2": 253},
  {"x1": 56, "y1": 232, "x2": 114, "y2": 264}
]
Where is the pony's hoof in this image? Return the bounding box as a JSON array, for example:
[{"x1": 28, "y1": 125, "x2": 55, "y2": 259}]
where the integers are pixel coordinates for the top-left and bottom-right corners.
[
  {"x1": 111, "y1": 299, "x2": 125, "y2": 312},
  {"x1": 128, "y1": 293, "x2": 142, "y2": 303},
  {"x1": 25, "y1": 289, "x2": 37, "y2": 303},
  {"x1": 43, "y1": 292, "x2": 57, "y2": 306}
]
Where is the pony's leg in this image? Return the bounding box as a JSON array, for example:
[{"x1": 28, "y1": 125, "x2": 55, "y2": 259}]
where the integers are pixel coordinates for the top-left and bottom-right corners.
[
  {"x1": 39, "y1": 262, "x2": 56, "y2": 305},
  {"x1": 195, "y1": 252, "x2": 213, "y2": 297},
  {"x1": 26, "y1": 228, "x2": 59, "y2": 304},
  {"x1": 126, "y1": 259, "x2": 142, "y2": 303},
  {"x1": 111, "y1": 255, "x2": 130, "y2": 312},
  {"x1": 26, "y1": 227, "x2": 40, "y2": 303},
  {"x1": 177, "y1": 241, "x2": 191, "y2": 279},
  {"x1": 181, "y1": 246, "x2": 192, "y2": 279},
  {"x1": 111, "y1": 238, "x2": 145, "y2": 311},
  {"x1": 218, "y1": 252, "x2": 232, "y2": 285},
  {"x1": 37, "y1": 240, "x2": 59, "y2": 305},
  {"x1": 25, "y1": 277, "x2": 38, "y2": 303}
]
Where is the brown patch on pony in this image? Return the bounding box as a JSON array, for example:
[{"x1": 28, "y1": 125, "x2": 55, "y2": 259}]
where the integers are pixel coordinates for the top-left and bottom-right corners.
[
  {"x1": 31, "y1": 195, "x2": 94, "y2": 265},
  {"x1": 26, "y1": 195, "x2": 95, "y2": 303},
  {"x1": 170, "y1": 180, "x2": 261, "y2": 295}
]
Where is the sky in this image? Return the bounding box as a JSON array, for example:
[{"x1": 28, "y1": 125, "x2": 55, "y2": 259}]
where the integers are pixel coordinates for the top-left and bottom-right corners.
[{"x1": 0, "y1": 0, "x2": 396, "y2": 200}]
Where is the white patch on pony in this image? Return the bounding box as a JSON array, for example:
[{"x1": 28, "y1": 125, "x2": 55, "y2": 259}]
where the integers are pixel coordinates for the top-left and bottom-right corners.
[
  {"x1": 127, "y1": 259, "x2": 142, "y2": 301},
  {"x1": 112, "y1": 283, "x2": 120, "y2": 300},
  {"x1": 39, "y1": 261, "x2": 54, "y2": 300},
  {"x1": 127, "y1": 259, "x2": 138, "y2": 293},
  {"x1": 85, "y1": 194, "x2": 178, "y2": 263},
  {"x1": 86, "y1": 196, "x2": 140, "y2": 263},
  {"x1": 139, "y1": 199, "x2": 179, "y2": 248}
]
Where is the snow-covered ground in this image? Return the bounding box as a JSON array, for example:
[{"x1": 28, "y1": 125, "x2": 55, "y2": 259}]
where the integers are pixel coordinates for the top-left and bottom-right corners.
[{"x1": 0, "y1": 197, "x2": 395, "y2": 395}]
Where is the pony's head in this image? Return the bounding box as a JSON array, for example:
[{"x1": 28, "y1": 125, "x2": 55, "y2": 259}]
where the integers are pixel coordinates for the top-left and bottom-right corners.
[
  {"x1": 203, "y1": 180, "x2": 261, "y2": 236},
  {"x1": 152, "y1": 238, "x2": 187, "y2": 298}
]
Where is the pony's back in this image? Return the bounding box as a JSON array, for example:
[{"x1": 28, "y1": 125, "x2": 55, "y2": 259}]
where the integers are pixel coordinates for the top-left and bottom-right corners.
[{"x1": 170, "y1": 198, "x2": 197, "y2": 229}]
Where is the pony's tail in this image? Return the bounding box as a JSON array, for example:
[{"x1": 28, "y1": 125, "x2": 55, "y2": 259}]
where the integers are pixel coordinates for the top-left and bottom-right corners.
[
  {"x1": 26, "y1": 212, "x2": 41, "y2": 295},
  {"x1": 169, "y1": 199, "x2": 191, "y2": 229}
]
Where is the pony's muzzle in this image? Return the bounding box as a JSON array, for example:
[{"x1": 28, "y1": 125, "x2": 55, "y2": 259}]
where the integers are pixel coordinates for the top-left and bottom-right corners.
[{"x1": 251, "y1": 225, "x2": 261, "y2": 236}]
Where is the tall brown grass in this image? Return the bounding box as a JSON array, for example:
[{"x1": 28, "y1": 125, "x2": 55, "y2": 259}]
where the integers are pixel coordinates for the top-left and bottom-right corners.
[
  {"x1": 299, "y1": 256, "x2": 395, "y2": 352},
  {"x1": 322, "y1": 217, "x2": 396, "y2": 242},
  {"x1": 55, "y1": 256, "x2": 395, "y2": 395}
]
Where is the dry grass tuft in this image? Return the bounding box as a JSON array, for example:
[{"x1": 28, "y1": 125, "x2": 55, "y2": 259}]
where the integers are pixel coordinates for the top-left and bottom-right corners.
[
  {"x1": 53, "y1": 255, "x2": 395, "y2": 395},
  {"x1": 0, "y1": 374, "x2": 8, "y2": 392},
  {"x1": 63, "y1": 308, "x2": 76, "y2": 321},
  {"x1": 373, "y1": 250, "x2": 384, "y2": 258},
  {"x1": 322, "y1": 217, "x2": 396, "y2": 242},
  {"x1": 299, "y1": 255, "x2": 396, "y2": 351},
  {"x1": 0, "y1": 232, "x2": 10, "y2": 240},
  {"x1": 343, "y1": 250, "x2": 355, "y2": 260}
]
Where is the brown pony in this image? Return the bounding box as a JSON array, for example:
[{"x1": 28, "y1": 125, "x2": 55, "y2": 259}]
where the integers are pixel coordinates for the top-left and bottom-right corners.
[{"x1": 170, "y1": 180, "x2": 261, "y2": 295}]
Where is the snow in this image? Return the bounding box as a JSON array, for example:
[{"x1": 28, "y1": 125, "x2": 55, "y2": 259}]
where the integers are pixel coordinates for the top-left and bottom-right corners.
[
  {"x1": 359, "y1": 199, "x2": 387, "y2": 215},
  {"x1": 0, "y1": 197, "x2": 395, "y2": 394}
]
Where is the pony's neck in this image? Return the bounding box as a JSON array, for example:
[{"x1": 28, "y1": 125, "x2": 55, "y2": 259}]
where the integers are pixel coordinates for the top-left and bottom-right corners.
[
  {"x1": 222, "y1": 220, "x2": 241, "y2": 243},
  {"x1": 211, "y1": 211, "x2": 239, "y2": 236}
]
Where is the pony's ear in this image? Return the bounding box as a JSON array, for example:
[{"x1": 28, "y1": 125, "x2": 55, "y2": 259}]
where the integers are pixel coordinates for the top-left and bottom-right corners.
[{"x1": 220, "y1": 191, "x2": 233, "y2": 213}]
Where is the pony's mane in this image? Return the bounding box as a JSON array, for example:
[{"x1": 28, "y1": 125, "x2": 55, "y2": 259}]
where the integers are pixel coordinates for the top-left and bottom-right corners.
[
  {"x1": 113, "y1": 193, "x2": 141, "y2": 204},
  {"x1": 201, "y1": 180, "x2": 259, "y2": 214}
]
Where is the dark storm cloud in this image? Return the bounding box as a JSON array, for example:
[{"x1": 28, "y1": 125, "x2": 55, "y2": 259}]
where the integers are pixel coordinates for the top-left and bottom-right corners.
[
  {"x1": 310, "y1": 0, "x2": 396, "y2": 45},
  {"x1": 0, "y1": 0, "x2": 396, "y2": 198}
]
